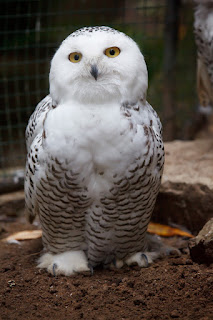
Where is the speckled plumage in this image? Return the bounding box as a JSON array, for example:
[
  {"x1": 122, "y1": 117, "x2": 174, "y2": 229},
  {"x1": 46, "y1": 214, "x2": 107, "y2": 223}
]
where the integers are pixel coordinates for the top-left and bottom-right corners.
[
  {"x1": 194, "y1": 1, "x2": 213, "y2": 106},
  {"x1": 25, "y1": 26, "x2": 164, "y2": 275}
]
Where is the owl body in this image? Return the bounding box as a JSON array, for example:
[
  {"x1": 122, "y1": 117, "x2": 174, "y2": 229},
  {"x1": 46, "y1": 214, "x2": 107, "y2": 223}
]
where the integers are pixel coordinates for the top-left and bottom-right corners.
[
  {"x1": 194, "y1": 2, "x2": 213, "y2": 106},
  {"x1": 25, "y1": 27, "x2": 164, "y2": 274}
]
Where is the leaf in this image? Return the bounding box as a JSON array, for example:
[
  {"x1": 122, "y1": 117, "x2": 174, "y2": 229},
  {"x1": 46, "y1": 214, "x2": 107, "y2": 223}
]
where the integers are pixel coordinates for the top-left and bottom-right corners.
[
  {"x1": 2, "y1": 230, "x2": 42, "y2": 242},
  {"x1": 148, "y1": 222, "x2": 194, "y2": 238}
]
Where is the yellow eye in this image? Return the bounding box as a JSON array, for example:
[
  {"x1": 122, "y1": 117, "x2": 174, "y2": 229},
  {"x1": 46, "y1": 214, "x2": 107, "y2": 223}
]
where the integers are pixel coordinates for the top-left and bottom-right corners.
[
  {"x1": 104, "y1": 47, "x2": 120, "y2": 58},
  {"x1": 68, "y1": 52, "x2": 82, "y2": 63}
]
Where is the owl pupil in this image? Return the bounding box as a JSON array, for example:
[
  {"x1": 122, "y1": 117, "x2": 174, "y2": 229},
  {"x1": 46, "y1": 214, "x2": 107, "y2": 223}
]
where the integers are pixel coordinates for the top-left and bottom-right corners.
[
  {"x1": 110, "y1": 49, "x2": 115, "y2": 55},
  {"x1": 74, "y1": 54, "x2": 79, "y2": 60}
]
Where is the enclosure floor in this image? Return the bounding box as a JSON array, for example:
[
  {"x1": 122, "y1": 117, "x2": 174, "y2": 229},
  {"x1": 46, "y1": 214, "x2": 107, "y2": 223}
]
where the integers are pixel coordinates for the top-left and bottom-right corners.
[{"x1": 0, "y1": 221, "x2": 212, "y2": 320}]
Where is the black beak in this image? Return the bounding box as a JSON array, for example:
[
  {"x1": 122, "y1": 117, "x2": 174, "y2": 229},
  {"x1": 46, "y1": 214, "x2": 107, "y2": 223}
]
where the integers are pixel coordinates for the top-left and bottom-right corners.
[{"x1": 90, "y1": 64, "x2": 99, "y2": 80}]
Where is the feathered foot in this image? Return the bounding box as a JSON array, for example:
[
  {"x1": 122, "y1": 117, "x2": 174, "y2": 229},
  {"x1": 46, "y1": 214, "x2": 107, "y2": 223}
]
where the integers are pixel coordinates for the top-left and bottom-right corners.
[
  {"x1": 111, "y1": 234, "x2": 181, "y2": 269},
  {"x1": 37, "y1": 250, "x2": 91, "y2": 276}
]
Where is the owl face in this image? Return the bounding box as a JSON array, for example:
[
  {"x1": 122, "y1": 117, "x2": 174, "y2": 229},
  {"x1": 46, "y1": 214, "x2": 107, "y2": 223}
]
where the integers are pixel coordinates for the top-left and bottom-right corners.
[{"x1": 49, "y1": 27, "x2": 148, "y2": 105}]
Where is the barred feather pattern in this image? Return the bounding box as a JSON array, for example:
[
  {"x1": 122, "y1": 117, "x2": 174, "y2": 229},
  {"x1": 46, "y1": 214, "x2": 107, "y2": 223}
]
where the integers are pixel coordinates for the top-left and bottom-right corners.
[
  {"x1": 25, "y1": 95, "x2": 164, "y2": 267},
  {"x1": 194, "y1": 3, "x2": 213, "y2": 83},
  {"x1": 194, "y1": 3, "x2": 213, "y2": 105}
]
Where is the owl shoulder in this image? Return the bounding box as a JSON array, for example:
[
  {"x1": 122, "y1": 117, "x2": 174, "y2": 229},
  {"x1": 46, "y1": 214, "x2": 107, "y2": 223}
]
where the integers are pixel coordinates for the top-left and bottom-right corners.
[
  {"x1": 140, "y1": 101, "x2": 163, "y2": 137},
  {"x1": 25, "y1": 95, "x2": 53, "y2": 151}
]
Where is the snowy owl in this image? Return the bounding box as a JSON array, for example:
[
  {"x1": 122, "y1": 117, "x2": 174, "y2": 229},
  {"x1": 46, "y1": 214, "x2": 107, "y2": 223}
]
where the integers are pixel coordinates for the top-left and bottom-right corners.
[
  {"x1": 194, "y1": 1, "x2": 213, "y2": 107},
  {"x1": 25, "y1": 26, "x2": 165, "y2": 276}
]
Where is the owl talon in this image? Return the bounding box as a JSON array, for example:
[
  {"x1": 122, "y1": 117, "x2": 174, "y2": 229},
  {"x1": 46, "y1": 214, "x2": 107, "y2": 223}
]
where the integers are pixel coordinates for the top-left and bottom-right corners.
[
  {"x1": 52, "y1": 263, "x2": 57, "y2": 276},
  {"x1": 110, "y1": 258, "x2": 124, "y2": 269},
  {"x1": 126, "y1": 251, "x2": 159, "y2": 267},
  {"x1": 141, "y1": 253, "x2": 149, "y2": 267},
  {"x1": 88, "y1": 263, "x2": 94, "y2": 275}
]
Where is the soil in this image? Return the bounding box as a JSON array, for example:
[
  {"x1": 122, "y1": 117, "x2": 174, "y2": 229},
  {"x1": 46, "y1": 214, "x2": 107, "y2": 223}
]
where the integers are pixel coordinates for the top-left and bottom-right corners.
[{"x1": 0, "y1": 219, "x2": 212, "y2": 320}]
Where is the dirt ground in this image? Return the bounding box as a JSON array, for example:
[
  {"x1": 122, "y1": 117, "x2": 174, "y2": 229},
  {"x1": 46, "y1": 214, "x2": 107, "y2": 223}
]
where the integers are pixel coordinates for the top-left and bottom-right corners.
[{"x1": 0, "y1": 219, "x2": 212, "y2": 320}]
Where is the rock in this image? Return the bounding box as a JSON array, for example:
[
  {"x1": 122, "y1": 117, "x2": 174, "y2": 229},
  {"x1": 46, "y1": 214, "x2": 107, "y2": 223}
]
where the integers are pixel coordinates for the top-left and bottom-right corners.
[
  {"x1": 189, "y1": 218, "x2": 213, "y2": 265},
  {"x1": 153, "y1": 139, "x2": 213, "y2": 234}
]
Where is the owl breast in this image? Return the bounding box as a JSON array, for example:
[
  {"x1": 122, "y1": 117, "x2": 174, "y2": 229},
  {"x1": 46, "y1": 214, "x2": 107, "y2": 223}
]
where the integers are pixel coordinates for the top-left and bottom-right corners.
[{"x1": 42, "y1": 102, "x2": 152, "y2": 193}]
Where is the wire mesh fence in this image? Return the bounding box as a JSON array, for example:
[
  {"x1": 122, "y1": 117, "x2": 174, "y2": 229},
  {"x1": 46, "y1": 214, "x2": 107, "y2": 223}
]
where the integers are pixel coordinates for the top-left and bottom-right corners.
[{"x1": 0, "y1": 0, "x2": 196, "y2": 181}]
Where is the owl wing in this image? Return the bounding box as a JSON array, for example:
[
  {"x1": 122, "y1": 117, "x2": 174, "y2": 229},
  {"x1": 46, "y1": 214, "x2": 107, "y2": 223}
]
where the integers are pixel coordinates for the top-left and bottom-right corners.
[
  {"x1": 25, "y1": 95, "x2": 53, "y2": 222},
  {"x1": 25, "y1": 95, "x2": 53, "y2": 151}
]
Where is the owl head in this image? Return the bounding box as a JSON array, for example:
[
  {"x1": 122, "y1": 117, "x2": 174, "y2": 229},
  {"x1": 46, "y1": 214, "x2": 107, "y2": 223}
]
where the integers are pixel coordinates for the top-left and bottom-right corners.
[{"x1": 49, "y1": 26, "x2": 148, "y2": 105}]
